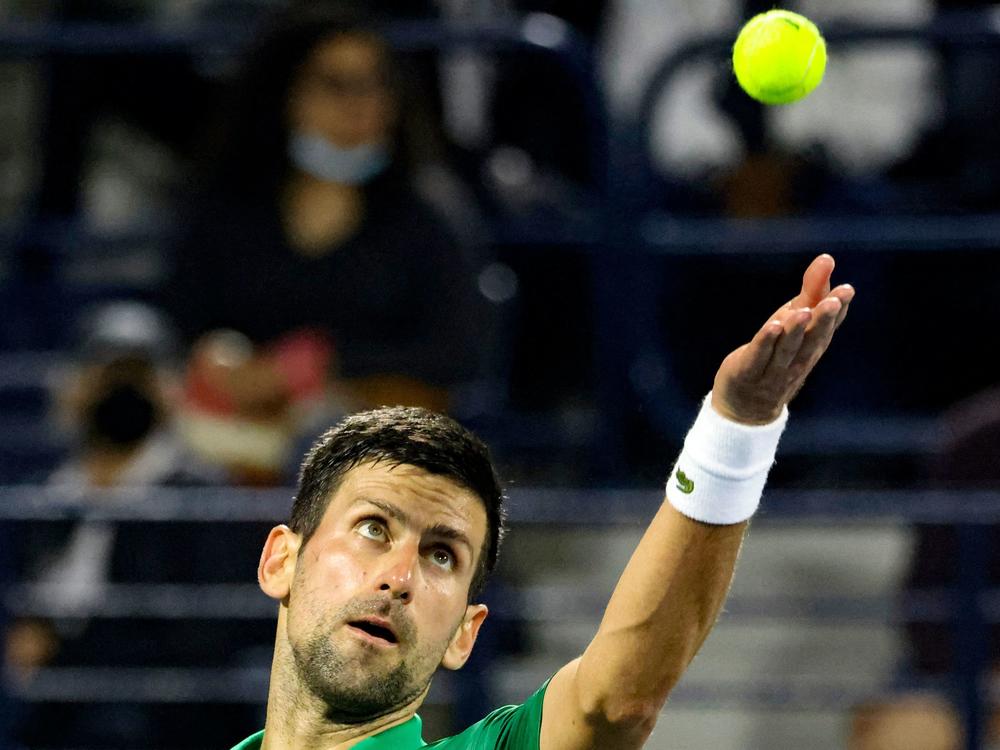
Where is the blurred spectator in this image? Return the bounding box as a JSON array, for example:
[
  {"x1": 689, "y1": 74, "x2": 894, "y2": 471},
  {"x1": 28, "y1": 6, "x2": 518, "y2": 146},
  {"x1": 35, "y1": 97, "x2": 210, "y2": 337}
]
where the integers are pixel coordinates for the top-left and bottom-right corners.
[
  {"x1": 602, "y1": 0, "x2": 936, "y2": 195},
  {"x1": 848, "y1": 386, "x2": 1000, "y2": 750},
  {"x1": 888, "y1": 0, "x2": 1000, "y2": 212},
  {"x1": 163, "y1": 1, "x2": 486, "y2": 483},
  {"x1": 44, "y1": 301, "x2": 212, "y2": 492},
  {"x1": 850, "y1": 694, "x2": 966, "y2": 750},
  {"x1": 5, "y1": 301, "x2": 214, "y2": 653},
  {"x1": 4, "y1": 301, "x2": 270, "y2": 749}
]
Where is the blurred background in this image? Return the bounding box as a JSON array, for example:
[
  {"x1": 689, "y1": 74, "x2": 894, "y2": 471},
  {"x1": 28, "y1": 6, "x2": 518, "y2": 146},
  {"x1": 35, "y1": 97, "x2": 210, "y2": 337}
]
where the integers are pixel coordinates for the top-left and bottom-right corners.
[{"x1": 0, "y1": 0, "x2": 999, "y2": 748}]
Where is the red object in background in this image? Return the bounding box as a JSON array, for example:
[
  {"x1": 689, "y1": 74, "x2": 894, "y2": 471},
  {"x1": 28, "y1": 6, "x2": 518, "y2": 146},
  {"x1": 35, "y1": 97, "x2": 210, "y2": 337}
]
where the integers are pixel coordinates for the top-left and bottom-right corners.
[
  {"x1": 268, "y1": 328, "x2": 334, "y2": 402},
  {"x1": 183, "y1": 328, "x2": 334, "y2": 416}
]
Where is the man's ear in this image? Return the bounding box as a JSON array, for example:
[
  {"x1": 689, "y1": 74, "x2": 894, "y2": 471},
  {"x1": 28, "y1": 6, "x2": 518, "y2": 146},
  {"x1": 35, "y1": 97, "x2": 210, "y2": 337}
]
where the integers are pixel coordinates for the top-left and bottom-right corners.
[
  {"x1": 258, "y1": 525, "x2": 301, "y2": 602},
  {"x1": 441, "y1": 604, "x2": 488, "y2": 671}
]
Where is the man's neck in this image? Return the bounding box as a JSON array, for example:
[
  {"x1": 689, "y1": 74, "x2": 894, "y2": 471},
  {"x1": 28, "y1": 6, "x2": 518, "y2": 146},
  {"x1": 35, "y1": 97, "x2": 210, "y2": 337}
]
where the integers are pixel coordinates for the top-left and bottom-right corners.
[
  {"x1": 261, "y1": 696, "x2": 422, "y2": 750},
  {"x1": 261, "y1": 641, "x2": 427, "y2": 750}
]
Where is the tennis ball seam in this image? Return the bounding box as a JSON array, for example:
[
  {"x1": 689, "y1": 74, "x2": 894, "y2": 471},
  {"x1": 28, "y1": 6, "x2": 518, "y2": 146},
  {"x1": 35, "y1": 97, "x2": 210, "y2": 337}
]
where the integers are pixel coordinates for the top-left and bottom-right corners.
[
  {"x1": 732, "y1": 9, "x2": 827, "y2": 105},
  {"x1": 750, "y1": 37, "x2": 823, "y2": 97}
]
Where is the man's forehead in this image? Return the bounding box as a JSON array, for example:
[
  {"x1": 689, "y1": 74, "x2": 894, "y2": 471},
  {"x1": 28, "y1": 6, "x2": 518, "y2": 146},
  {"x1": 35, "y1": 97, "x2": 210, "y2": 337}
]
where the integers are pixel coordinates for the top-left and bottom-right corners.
[{"x1": 330, "y1": 461, "x2": 485, "y2": 525}]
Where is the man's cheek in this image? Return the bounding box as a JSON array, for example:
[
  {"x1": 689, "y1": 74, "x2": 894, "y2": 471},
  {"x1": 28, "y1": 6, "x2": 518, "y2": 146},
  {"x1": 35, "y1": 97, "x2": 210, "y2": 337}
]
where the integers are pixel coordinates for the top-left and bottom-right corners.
[{"x1": 324, "y1": 547, "x2": 367, "y2": 582}]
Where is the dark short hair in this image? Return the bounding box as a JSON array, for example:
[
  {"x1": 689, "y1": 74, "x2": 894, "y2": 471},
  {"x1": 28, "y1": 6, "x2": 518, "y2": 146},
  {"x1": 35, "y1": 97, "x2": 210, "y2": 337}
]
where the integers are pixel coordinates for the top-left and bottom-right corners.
[{"x1": 291, "y1": 406, "x2": 505, "y2": 600}]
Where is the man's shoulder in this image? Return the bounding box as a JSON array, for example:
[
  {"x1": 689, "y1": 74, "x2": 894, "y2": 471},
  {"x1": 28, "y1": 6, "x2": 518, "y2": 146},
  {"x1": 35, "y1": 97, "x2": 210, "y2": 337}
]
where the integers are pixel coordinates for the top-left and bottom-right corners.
[
  {"x1": 229, "y1": 682, "x2": 548, "y2": 750},
  {"x1": 424, "y1": 681, "x2": 550, "y2": 750}
]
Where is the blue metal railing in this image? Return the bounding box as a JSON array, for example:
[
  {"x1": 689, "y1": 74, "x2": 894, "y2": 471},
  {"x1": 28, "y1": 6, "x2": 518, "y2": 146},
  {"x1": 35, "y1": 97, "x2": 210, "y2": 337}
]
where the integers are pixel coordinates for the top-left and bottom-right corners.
[
  {"x1": 2, "y1": 13, "x2": 1000, "y2": 745},
  {"x1": 0, "y1": 486, "x2": 997, "y2": 745}
]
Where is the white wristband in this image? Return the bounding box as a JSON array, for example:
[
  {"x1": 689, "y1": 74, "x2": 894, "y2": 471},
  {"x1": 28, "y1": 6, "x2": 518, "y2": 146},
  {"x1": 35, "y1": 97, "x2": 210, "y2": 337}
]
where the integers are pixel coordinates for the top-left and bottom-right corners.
[{"x1": 667, "y1": 392, "x2": 788, "y2": 525}]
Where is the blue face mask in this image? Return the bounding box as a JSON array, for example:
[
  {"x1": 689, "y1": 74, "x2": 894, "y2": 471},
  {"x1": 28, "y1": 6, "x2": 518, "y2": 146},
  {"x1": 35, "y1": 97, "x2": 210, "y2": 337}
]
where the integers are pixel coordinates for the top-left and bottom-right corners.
[{"x1": 288, "y1": 132, "x2": 391, "y2": 185}]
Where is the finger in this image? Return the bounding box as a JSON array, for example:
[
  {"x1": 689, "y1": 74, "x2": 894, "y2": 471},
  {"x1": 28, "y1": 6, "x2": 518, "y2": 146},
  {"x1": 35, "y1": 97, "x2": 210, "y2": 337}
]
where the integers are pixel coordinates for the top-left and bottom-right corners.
[
  {"x1": 831, "y1": 283, "x2": 855, "y2": 330},
  {"x1": 789, "y1": 254, "x2": 834, "y2": 309},
  {"x1": 771, "y1": 297, "x2": 809, "y2": 322},
  {"x1": 740, "y1": 318, "x2": 784, "y2": 380},
  {"x1": 768, "y1": 308, "x2": 811, "y2": 370},
  {"x1": 805, "y1": 294, "x2": 843, "y2": 333},
  {"x1": 790, "y1": 296, "x2": 842, "y2": 369}
]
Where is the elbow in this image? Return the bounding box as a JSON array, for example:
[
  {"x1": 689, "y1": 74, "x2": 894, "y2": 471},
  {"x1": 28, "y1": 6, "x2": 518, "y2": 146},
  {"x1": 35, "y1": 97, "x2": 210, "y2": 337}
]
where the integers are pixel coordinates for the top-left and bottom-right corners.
[
  {"x1": 580, "y1": 694, "x2": 663, "y2": 741},
  {"x1": 571, "y1": 650, "x2": 679, "y2": 741},
  {"x1": 603, "y1": 698, "x2": 661, "y2": 733}
]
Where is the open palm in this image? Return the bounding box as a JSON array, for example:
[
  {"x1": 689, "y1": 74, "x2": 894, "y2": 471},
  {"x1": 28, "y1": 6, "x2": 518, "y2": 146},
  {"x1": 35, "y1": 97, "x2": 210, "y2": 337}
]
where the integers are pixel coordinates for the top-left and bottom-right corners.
[{"x1": 712, "y1": 254, "x2": 855, "y2": 425}]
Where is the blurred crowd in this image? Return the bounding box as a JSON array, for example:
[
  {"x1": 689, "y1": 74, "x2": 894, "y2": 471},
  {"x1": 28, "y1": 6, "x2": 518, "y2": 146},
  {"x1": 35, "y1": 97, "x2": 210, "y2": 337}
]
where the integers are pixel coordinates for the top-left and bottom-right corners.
[{"x1": 1, "y1": 0, "x2": 999, "y2": 748}]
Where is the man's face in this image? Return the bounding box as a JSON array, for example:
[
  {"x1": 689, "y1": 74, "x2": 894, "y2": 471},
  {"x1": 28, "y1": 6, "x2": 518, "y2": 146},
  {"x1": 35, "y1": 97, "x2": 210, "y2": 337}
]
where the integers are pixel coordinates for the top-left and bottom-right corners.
[{"x1": 283, "y1": 461, "x2": 488, "y2": 722}]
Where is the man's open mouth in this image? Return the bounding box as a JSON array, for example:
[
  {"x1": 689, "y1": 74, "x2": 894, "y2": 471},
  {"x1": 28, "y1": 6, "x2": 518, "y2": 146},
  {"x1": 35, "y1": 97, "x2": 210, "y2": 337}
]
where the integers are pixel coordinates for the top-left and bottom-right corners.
[{"x1": 347, "y1": 619, "x2": 398, "y2": 645}]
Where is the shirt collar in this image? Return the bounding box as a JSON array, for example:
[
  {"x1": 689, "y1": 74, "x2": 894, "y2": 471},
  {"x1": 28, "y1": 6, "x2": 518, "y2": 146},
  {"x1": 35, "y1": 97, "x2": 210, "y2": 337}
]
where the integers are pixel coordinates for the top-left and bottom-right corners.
[
  {"x1": 235, "y1": 715, "x2": 425, "y2": 750},
  {"x1": 355, "y1": 715, "x2": 425, "y2": 749}
]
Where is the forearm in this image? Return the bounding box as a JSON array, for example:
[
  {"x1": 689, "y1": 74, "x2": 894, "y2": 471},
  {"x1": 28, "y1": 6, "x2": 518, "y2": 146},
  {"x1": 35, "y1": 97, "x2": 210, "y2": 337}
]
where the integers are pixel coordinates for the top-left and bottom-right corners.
[
  {"x1": 575, "y1": 503, "x2": 746, "y2": 718},
  {"x1": 573, "y1": 395, "x2": 787, "y2": 726},
  {"x1": 540, "y1": 256, "x2": 852, "y2": 750}
]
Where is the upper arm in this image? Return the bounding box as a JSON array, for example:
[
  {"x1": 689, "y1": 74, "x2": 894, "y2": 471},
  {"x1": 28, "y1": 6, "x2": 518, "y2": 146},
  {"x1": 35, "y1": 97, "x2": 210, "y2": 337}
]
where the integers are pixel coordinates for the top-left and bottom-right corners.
[
  {"x1": 539, "y1": 658, "x2": 654, "y2": 750},
  {"x1": 539, "y1": 659, "x2": 591, "y2": 750}
]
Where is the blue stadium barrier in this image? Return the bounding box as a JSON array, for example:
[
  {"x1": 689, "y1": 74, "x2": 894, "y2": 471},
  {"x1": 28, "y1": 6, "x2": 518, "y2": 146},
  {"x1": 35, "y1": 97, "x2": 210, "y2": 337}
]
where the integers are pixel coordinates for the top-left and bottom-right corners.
[
  {"x1": 2, "y1": 13, "x2": 1000, "y2": 745},
  {"x1": 1, "y1": 487, "x2": 998, "y2": 740}
]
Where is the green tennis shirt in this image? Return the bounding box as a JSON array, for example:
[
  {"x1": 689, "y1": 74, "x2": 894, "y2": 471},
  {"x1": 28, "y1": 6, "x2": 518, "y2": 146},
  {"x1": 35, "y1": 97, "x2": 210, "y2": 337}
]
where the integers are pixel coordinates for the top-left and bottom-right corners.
[{"x1": 229, "y1": 681, "x2": 548, "y2": 750}]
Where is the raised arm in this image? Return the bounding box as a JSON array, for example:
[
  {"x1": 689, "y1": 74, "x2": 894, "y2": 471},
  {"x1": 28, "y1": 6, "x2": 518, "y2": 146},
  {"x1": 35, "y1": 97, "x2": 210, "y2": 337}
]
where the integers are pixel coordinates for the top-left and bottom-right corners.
[{"x1": 540, "y1": 254, "x2": 854, "y2": 750}]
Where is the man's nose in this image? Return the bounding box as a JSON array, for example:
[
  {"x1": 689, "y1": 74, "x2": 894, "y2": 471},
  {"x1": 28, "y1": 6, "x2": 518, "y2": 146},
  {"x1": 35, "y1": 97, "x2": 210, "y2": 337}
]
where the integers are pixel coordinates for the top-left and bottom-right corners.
[{"x1": 377, "y1": 542, "x2": 418, "y2": 602}]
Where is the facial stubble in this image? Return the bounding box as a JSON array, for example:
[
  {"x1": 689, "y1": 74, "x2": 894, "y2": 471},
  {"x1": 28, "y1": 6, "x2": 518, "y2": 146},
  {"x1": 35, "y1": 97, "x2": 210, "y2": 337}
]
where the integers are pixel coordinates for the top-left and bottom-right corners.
[{"x1": 291, "y1": 596, "x2": 460, "y2": 724}]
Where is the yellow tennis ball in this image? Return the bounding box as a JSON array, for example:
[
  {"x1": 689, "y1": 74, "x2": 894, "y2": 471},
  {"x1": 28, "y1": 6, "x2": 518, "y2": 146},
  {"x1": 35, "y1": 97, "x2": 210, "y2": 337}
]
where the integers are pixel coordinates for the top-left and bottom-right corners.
[{"x1": 733, "y1": 10, "x2": 827, "y2": 105}]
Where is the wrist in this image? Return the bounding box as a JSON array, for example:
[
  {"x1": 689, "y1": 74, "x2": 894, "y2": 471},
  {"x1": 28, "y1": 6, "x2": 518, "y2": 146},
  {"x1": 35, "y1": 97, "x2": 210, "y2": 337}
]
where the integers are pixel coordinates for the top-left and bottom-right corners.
[
  {"x1": 710, "y1": 388, "x2": 785, "y2": 425},
  {"x1": 667, "y1": 392, "x2": 788, "y2": 525}
]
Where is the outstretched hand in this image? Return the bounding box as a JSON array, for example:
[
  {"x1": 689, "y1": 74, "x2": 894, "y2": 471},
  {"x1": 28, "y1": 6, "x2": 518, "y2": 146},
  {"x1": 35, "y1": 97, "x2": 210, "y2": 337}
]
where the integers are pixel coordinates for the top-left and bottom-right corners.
[{"x1": 711, "y1": 254, "x2": 854, "y2": 425}]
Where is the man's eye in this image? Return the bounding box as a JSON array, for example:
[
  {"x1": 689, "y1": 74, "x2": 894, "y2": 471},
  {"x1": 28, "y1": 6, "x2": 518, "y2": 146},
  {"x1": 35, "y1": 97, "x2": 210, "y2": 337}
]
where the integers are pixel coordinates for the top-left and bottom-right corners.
[
  {"x1": 430, "y1": 548, "x2": 454, "y2": 570},
  {"x1": 358, "y1": 520, "x2": 386, "y2": 541}
]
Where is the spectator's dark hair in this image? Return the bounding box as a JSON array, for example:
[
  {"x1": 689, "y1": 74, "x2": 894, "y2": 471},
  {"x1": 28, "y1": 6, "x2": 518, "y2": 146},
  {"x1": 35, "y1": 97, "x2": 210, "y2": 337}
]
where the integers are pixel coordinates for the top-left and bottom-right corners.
[
  {"x1": 204, "y1": 1, "x2": 440, "y2": 198},
  {"x1": 292, "y1": 406, "x2": 505, "y2": 600}
]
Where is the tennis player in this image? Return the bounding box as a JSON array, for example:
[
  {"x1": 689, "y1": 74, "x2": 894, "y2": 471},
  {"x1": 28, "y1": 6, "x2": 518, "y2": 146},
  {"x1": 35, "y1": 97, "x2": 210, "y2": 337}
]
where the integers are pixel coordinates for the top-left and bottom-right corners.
[{"x1": 230, "y1": 254, "x2": 854, "y2": 750}]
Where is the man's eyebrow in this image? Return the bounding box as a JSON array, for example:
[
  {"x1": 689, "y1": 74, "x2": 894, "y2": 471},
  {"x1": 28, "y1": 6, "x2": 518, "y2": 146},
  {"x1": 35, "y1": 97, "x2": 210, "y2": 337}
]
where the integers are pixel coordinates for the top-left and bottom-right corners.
[
  {"x1": 354, "y1": 497, "x2": 409, "y2": 525},
  {"x1": 354, "y1": 497, "x2": 473, "y2": 555},
  {"x1": 425, "y1": 524, "x2": 473, "y2": 555}
]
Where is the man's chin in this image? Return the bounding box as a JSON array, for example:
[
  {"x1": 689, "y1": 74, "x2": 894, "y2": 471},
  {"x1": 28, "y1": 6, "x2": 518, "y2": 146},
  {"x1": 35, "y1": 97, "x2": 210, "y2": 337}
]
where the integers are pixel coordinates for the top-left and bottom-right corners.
[
  {"x1": 316, "y1": 675, "x2": 429, "y2": 725},
  {"x1": 324, "y1": 643, "x2": 408, "y2": 691}
]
